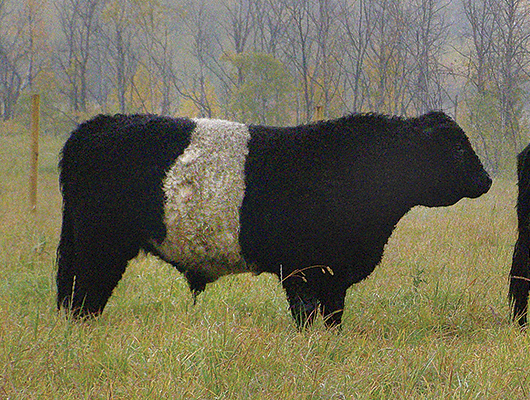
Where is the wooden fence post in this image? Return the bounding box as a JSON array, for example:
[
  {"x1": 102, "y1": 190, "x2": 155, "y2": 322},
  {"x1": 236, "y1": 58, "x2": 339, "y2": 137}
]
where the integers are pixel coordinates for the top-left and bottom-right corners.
[
  {"x1": 314, "y1": 105, "x2": 324, "y2": 122},
  {"x1": 29, "y1": 94, "x2": 40, "y2": 213}
]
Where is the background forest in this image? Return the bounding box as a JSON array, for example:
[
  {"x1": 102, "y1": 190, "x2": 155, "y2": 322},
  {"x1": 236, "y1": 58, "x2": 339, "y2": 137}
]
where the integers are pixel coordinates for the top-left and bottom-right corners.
[{"x1": 1, "y1": 0, "x2": 530, "y2": 173}]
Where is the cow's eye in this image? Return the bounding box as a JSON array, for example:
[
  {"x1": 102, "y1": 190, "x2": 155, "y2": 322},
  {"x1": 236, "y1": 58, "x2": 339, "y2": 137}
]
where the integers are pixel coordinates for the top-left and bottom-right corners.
[{"x1": 455, "y1": 142, "x2": 466, "y2": 156}]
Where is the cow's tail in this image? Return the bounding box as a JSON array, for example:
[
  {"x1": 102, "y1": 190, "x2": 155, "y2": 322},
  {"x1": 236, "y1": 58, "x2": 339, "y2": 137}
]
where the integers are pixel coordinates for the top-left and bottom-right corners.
[{"x1": 56, "y1": 188, "x2": 78, "y2": 313}]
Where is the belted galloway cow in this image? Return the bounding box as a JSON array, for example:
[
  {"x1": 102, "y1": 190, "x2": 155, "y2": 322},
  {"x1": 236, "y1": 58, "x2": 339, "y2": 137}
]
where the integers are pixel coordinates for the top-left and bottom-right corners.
[{"x1": 57, "y1": 111, "x2": 492, "y2": 328}]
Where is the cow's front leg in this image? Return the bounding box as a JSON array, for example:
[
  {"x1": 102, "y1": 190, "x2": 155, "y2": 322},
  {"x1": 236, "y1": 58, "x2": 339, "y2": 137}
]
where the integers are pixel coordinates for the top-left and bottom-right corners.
[
  {"x1": 282, "y1": 278, "x2": 319, "y2": 329},
  {"x1": 319, "y1": 288, "x2": 347, "y2": 329},
  {"x1": 57, "y1": 219, "x2": 139, "y2": 318},
  {"x1": 510, "y1": 234, "x2": 530, "y2": 327}
]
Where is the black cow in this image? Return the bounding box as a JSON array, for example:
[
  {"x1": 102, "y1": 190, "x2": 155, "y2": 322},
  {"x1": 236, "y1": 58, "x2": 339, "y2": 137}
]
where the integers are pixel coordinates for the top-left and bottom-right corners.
[
  {"x1": 510, "y1": 144, "x2": 530, "y2": 326},
  {"x1": 57, "y1": 112, "x2": 491, "y2": 328}
]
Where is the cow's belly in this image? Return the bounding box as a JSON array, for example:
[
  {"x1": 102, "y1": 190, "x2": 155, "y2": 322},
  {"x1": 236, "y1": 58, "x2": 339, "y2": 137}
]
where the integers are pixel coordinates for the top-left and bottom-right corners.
[{"x1": 152, "y1": 118, "x2": 252, "y2": 281}]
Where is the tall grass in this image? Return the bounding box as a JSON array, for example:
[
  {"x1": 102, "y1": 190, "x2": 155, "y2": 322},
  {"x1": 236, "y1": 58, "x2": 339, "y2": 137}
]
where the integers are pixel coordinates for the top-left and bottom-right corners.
[{"x1": 0, "y1": 133, "x2": 528, "y2": 399}]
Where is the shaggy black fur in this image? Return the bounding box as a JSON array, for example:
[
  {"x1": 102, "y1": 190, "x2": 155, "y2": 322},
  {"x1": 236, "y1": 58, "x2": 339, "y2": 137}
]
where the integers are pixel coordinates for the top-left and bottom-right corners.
[
  {"x1": 57, "y1": 114, "x2": 195, "y2": 316},
  {"x1": 509, "y1": 144, "x2": 530, "y2": 327},
  {"x1": 57, "y1": 111, "x2": 491, "y2": 328},
  {"x1": 241, "y1": 112, "x2": 492, "y2": 327}
]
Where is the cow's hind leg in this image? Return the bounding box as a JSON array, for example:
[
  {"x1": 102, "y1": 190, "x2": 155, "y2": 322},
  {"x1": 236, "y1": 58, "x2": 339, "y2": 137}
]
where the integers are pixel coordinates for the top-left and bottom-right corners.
[
  {"x1": 58, "y1": 255, "x2": 129, "y2": 318},
  {"x1": 57, "y1": 216, "x2": 140, "y2": 318}
]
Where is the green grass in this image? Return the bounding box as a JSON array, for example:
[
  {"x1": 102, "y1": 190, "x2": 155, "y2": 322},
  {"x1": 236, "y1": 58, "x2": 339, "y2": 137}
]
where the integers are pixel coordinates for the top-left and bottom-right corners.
[{"x1": 0, "y1": 133, "x2": 527, "y2": 399}]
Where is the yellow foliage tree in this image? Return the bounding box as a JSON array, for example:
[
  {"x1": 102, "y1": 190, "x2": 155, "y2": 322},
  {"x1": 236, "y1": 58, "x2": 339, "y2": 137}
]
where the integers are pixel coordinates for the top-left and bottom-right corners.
[
  {"x1": 177, "y1": 77, "x2": 220, "y2": 119},
  {"x1": 228, "y1": 52, "x2": 294, "y2": 125}
]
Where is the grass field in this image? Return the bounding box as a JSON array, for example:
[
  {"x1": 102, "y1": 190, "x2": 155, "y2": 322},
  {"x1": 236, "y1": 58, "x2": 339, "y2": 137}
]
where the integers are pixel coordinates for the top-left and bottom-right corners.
[{"x1": 0, "y1": 132, "x2": 529, "y2": 399}]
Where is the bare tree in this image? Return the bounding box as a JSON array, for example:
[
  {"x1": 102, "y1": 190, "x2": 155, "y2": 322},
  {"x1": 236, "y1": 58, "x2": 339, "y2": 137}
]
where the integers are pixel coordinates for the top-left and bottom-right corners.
[
  {"x1": 365, "y1": 0, "x2": 410, "y2": 114},
  {"x1": 310, "y1": 0, "x2": 343, "y2": 118},
  {"x1": 461, "y1": 0, "x2": 530, "y2": 172},
  {"x1": 23, "y1": 0, "x2": 47, "y2": 92},
  {"x1": 56, "y1": 0, "x2": 102, "y2": 113},
  {"x1": 0, "y1": 1, "x2": 33, "y2": 120},
  {"x1": 463, "y1": 0, "x2": 496, "y2": 95},
  {"x1": 135, "y1": 1, "x2": 183, "y2": 114},
  {"x1": 491, "y1": 0, "x2": 530, "y2": 152},
  {"x1": 251, "y1": 0, "x2": 288, "y2": 56},
  {"x1": 201, "y1": 0, "x2": 257, "y2": 117},
  {"x1": 99, "y1": 0, "x2": 139, "y2": 113},
  {"x1": 221, "y1": 0, "x2": 255, "y2": 86},
  {"x1": 281, "y1": 0, "x2": 318, "y2": 122},
  {"x1": 337, "y1": 0, "x2": 373, "y2": 113},
  {"x1": 462, "y1": 0, "x2": 499, "y2": 171},
  {"x1": 406, "y1": 0, "x2": 450, "y2": 114},
  {"x1": 179, "y1": 0, "x2": 219, "y2": 118}
]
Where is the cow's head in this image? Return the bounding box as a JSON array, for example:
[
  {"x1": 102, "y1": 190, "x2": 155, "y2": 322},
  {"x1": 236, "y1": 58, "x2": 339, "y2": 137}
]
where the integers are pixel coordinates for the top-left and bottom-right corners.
[{"x1": 415, "y1": 112, "x2": 492, "y2": 207}]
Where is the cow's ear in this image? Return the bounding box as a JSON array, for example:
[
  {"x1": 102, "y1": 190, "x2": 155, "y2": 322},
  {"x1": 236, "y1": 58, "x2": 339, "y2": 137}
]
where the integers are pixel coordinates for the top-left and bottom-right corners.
[
  {"x1": 417, "y1": 111, "x2": 452, "y2": 137},
  {"x1": 416, "y1": 124, "x2": 436, "y2": 140},
  {"x1": 422, "y1": 126, "x2": 435, "y2": 136}
]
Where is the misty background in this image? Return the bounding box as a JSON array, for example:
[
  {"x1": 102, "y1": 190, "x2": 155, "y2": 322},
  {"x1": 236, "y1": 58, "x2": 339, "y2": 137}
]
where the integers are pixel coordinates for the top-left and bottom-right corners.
[{"x1": 0, "y1": 0, "x2": 528, "y2": 173}]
